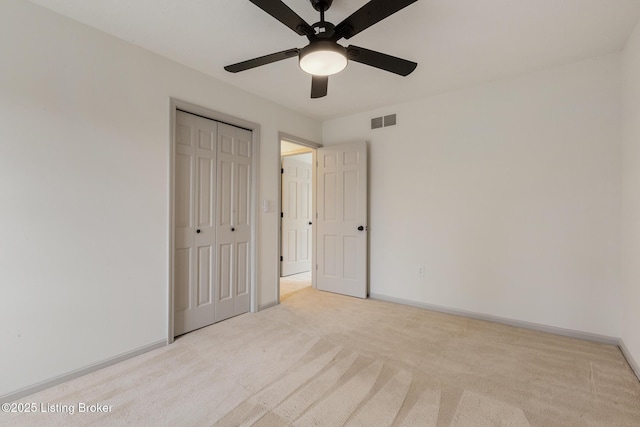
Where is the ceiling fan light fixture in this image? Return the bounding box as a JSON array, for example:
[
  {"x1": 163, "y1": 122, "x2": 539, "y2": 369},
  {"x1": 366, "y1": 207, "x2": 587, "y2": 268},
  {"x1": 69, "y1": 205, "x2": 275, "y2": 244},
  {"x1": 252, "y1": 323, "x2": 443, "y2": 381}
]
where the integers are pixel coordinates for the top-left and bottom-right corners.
[{"x1": 299, "y1": 41, "x2": 347, "y2": 76}]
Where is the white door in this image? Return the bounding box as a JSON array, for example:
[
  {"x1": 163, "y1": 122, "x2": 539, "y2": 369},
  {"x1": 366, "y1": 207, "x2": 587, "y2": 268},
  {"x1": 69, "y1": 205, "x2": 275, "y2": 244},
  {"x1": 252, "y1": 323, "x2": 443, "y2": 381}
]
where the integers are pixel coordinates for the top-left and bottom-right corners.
[
  {"x1": 281, "y1": 156, "x2": 313, "y2": 276},
  {"x1": 174, "y1": 111, "x2": 217, "y2": 335},
  {"x1": 215, "y1": 123, "x2": 252, "y2": 322},
  {"x1": 316, "y1": 141, "x2": 368, "y2": 298}
]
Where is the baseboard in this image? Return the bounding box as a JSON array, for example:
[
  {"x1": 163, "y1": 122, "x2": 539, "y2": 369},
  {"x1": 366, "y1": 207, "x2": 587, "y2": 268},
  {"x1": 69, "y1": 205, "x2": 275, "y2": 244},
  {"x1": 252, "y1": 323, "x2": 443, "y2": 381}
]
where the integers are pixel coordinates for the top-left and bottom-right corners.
[
  {"x1": 369, "y1": 293, "x2": 620, "y2": 346},
  {"x1": 618, "y1": 339, "x2": 640, "y2": 382},
  {"x1": 0, "y1": 339, "x2": 166, "y2": 404},
  {"x1": 259, "y1": 301, "x2": 278, "y2": 311}
]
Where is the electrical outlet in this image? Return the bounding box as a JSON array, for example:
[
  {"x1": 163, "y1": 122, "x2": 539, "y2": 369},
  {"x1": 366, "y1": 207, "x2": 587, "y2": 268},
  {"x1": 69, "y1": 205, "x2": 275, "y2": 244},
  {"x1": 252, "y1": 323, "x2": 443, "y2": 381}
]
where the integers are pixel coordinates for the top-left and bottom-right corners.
[{"x1": 417, "y1": 266, "x2": 425, "y2": 277}]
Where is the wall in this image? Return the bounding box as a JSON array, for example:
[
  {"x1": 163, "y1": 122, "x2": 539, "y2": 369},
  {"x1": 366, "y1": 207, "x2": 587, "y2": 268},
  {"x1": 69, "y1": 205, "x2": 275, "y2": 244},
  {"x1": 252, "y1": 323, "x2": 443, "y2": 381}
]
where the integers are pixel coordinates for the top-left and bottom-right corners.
[
  {"x1": 0, "y1": 0, "x2": 321, "y2": 398},
  {"x1": 323, "y1": 55, "x2": 622, "y2": 337},
  {"x1": 621, "y1": 19, "x2": 640, "y2": 373}
]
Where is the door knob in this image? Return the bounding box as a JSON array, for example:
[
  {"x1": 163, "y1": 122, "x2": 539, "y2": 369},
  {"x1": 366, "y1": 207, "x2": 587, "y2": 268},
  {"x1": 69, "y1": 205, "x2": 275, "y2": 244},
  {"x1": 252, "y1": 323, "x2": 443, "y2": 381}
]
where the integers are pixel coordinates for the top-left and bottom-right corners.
[
  {"x1": 358, "y1": 226, "x2": 364, "y2": 231},
  {"x1": 309, "y1": 222, "x2": 313, "y2": 225},
  {"x1": 231, "y1": 227, "x2": 235, "y2": 232},
  {"x1": 196, "y1": 229, "x2": 201, "y2": 234}
]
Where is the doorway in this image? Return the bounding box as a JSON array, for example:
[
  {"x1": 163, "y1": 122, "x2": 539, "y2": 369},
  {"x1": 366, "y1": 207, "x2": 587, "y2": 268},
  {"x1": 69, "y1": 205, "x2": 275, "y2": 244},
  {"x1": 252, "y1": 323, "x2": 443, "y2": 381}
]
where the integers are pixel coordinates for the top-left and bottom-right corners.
[
  {"x1": 278, "y1": 134, "x2": 321, "y2": 302},
  {"x1": 277, "y1": 137, "x2": 369, "y2": 303}
]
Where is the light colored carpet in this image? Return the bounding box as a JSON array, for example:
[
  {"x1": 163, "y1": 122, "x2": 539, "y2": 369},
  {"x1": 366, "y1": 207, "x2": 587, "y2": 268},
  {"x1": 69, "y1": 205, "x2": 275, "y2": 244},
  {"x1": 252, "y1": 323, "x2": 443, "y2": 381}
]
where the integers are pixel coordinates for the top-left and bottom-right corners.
[
  {"x1": 4, "y1": 285, "x2": 639, "y2": 426},
  {"x1": 280, "y1": 272, "x2": 312, "y2": 301}
]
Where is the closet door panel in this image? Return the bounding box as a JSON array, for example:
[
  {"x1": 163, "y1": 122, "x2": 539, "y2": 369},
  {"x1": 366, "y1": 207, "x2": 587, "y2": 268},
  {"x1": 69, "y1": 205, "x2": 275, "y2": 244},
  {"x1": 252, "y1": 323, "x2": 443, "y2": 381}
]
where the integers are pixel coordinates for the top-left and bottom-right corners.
[
  {"x1": 174, "y1": 111, "x2": 217, "y2": 335},
  {"x1": 215, "y1": 123, "x2": 251, "y2": 321}
]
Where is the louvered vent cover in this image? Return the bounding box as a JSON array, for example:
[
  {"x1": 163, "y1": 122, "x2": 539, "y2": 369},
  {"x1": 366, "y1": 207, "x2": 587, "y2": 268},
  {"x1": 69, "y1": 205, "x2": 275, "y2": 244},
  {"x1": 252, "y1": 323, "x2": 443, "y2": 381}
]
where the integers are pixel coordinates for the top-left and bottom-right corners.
[
  {"x1": 384, "y1": 114, "x2": 396, "y2": 126},
  {"x1": 371, "y1": 114, "x2": 397, "y2": 129}
]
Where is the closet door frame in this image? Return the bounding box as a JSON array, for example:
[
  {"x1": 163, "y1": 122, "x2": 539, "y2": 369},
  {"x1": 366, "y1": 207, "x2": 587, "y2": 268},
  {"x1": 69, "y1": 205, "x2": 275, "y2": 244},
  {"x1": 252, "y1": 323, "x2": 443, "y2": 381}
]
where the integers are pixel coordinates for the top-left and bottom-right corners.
[{"x1": 168, "y1": 98, "x2": 260, "y2": 344}]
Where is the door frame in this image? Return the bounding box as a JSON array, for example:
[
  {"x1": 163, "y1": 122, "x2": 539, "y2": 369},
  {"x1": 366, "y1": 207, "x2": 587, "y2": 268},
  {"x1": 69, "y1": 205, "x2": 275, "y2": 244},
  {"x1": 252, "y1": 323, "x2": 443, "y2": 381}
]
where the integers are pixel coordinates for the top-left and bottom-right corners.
[
  {"x1": 277, "y1": 133, "x2": 321, "y2": 305},
  {"x1": 168, "y1": 98, "x2": 261, "y2": 344}
]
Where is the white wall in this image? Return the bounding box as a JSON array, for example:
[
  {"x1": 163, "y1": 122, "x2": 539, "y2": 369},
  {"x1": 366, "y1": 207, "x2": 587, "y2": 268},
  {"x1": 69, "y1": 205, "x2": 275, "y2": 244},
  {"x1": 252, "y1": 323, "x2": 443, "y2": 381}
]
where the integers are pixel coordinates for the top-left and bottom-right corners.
[
  {"x1": 323, "y1": 55, "x2": 622, "y2": 337},
  {"x1": 621, "y1": 20, "x2": 640, "y2": 371},
  {"x1": 0, "y1": 0, "x2": 321, "y2": 398}
]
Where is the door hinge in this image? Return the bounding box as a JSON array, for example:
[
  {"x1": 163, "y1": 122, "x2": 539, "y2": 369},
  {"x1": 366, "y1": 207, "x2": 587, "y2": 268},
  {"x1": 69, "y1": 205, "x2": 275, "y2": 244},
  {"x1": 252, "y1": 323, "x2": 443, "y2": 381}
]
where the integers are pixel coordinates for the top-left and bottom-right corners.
[
  {"x1": 280, "y1": 256, "x2": 283, "y2": 262},
  {"x1": 281, "y1": 212, "x2": 284, "y2": 218},
  {"x1": 281, "y1": 168, "x2": 284, "y2": 174}
]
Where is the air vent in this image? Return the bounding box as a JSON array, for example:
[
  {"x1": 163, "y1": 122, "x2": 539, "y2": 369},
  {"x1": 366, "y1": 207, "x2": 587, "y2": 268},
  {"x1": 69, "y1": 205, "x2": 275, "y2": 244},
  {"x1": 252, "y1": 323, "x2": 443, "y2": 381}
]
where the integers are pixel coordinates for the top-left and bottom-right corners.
[
  {"x1": 384, "y1": 114, "x2": 397, "y2": 127},
  {"x1": 371, "y1": 114, "x2": 397, "y2": 129}
]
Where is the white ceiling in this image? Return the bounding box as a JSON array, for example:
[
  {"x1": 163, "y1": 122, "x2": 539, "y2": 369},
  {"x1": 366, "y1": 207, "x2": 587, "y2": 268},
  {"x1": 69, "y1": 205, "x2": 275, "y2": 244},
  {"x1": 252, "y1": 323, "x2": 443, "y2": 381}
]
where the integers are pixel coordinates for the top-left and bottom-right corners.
[{"x1": 29, "y1": 0, "x2": 640, "y2": 121}]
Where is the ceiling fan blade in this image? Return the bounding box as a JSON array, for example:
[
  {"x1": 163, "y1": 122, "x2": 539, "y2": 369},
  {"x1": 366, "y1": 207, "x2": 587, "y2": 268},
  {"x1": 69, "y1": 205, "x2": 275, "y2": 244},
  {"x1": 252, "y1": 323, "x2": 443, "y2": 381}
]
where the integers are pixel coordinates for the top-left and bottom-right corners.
[
  {"x1": 250, "y1": 0, "x2": 314, "y2": 36},
  {"x1": 311, "y1": 76, "x2": 328, "y2": 98},
  {"x1": 224, "y1": 48, "x2": 299, "y2": 73},
  {"x1": 347, "y1": 45, "x2": 417, "y2": 76},
  {"x1": 335, "y1": 0, "x2": 418, "y2": 40}
]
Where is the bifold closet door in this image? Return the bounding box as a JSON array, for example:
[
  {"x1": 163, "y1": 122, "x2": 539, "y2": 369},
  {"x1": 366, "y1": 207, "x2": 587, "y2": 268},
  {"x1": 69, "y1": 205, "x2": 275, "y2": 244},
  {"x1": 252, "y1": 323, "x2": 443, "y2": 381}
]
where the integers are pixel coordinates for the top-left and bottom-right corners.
[
  {"x1": 215, "y1": 123, "x2": 252, "y2": 322},
  {"x1": 174, "y1": 111, "x2": 217, "y2": 335}
]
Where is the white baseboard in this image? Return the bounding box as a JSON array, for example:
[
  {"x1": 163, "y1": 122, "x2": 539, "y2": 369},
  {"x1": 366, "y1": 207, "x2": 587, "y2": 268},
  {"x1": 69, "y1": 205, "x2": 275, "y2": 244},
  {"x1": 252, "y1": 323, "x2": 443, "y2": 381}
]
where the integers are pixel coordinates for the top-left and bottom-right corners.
[
  {"x1": 618, "y1": 339, "x2": 640, "y2": 382},
  {"x1": 3, "y1": 298, "x2": 637, "y2": 405},
  {"x1": 370, "y1": 293, "x2": 620, "y2": 345},
  {"x1": 0, "y1": 340, "x2": 166, "y2": 404},
  {"x1": 370, "y1": 293, "x2": 640, "y2": 381}
]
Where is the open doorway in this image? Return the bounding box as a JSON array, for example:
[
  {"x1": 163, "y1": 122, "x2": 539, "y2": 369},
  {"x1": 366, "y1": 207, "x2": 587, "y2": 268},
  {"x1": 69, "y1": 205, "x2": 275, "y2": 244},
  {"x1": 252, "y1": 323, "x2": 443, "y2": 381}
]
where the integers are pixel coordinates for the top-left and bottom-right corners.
[
  {"x1": 277, "y1": 136, "x2": 369, "y2": 302},
  {"x1": 279, "y1": 135, "x2": 320, "y2": 302}
]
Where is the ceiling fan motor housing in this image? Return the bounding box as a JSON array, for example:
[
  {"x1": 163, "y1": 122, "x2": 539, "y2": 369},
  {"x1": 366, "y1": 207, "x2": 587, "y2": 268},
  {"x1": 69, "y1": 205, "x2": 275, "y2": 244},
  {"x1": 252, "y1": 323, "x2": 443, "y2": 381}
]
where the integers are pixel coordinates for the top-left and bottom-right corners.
[
  {"x1": 312, "y1": 21, "x2": 336, "y2": 38},
  {"x1": 311, "y1": 0, "x2": 333, "y2": 12}
]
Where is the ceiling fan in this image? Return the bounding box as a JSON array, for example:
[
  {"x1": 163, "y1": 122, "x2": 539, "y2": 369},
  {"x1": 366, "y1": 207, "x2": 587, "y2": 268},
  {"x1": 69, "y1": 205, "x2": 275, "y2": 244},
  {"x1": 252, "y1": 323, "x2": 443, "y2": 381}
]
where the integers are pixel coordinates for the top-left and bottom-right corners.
[{"x1": 224, "y1": 0, "x2": 419, "y2": 98}]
